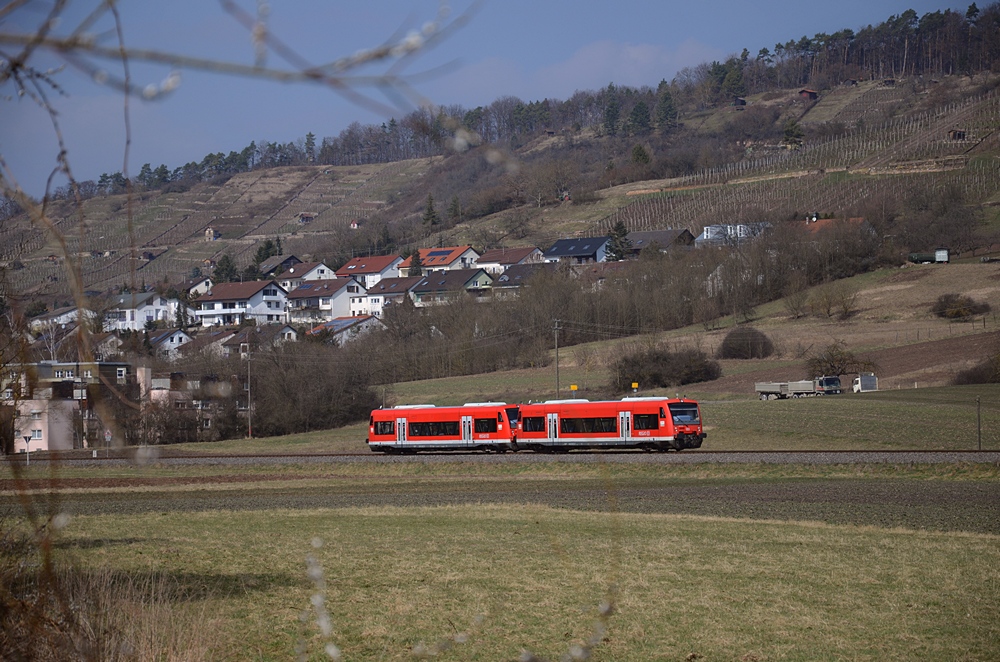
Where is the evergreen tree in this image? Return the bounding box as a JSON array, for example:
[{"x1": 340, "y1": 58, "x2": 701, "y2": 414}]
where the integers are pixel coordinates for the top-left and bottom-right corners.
[
  {"x1": 631, "y1": 144, "x2": 651, "y2": 165},
  {"x1": 606, "y1": 221, "x2": 632, "y2": 262},
  {"x1": 407, "y1": 250, "x2": 424, "y2": 276},
  {"x1": 602, "y1": 84, "x2": 620, "y2": 136},
  {"x1": 447, "y1": 195, "x2": 462, "y2": 224},
  {"x1": 214, "y1": 253, "x2": 238, "y2": 282},
  {"x1": 422, "y1": 194, "x2": 439, "y2": 227},
  {"x1": 655, "y1": 80, "x2": 678, "y2": 130},
  {"x1": 304, "y1": 132, "x2": 316, "y2": 163},
  {"x1": 628, "y1": 101, "x2": 652, "y2": 135}
]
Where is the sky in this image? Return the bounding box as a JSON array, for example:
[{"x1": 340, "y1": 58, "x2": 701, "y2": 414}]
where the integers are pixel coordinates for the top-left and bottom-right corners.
[{"x1": 1, "y1": 0, "x2": 963, "y2": 197}]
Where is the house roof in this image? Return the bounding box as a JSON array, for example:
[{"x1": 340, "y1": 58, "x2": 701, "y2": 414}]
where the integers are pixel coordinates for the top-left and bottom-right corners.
[
  {"x1": 286, "y1": 279, "x2": 356, "y2": 300},
  {"x1": 412, "y1": 269, "x2": 492, "y2": 294},
  {"x1": 367, "y1": 276, "x2": 426, "y2": 296},
  {"x1": 495, "y1": 263, "x2": 556, "y2": 287},
  {"x1": 627, "y1": 229, "x2": 694, "y2": 251},
  {"x1": 110, "y1": 291, "x2": 160, "y2": 309},
  {"x1": 257, "y1": 254, "x2": 300, "y2": 275},
  {"x1": 274, "y1": 261, "x2": 329, "y2": 280},
  {"x1": 477, "y1": 247, "x2": 540, "y2": 265},
  {"x1": 149, "y1": 329, "x2": 191, "y2": 348},
  {"x1": 222, "y1": 324, "x2": 296, "y2": 348},
  {"x1": 543, "y1": 237, "x2": 610, "y2": 258},
  {"x1": 307, "y1": 315, "x2": 379, "y2": 335},
  {"x1": 335, "y1": 255, "x2": 402, "y2": 276},
  {"x1": 173, "y1": 276, "x2": 212, "y2": 292},
  {"x1": 179, "y1": 329, "x2": 237, "y2": 354},
  {"x1": 196, "y1": 281, "x2": 281, "y2": 302},
  {"x1": 400, "y1": 245, "x2": 479, "y2": 268}
]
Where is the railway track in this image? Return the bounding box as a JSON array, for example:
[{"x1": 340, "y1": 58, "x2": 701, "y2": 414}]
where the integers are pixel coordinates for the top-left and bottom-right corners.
[{"x1": 6, "y1": 448, "x2": 1000, "y2": 467}]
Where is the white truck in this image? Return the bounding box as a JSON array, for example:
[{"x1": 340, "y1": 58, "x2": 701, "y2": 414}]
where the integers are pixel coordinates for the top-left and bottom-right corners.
[
  {"x1": 755, "y1": 376, "x2": 843, "y2": 400},
  {"x1": 852, "y1": 373, "x2": 878, "y2": 393}
]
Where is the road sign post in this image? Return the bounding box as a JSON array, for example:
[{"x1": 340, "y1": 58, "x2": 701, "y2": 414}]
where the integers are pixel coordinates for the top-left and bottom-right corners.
[{"x1": 22, "y1": 436, "x2": 30, "y2": 467}]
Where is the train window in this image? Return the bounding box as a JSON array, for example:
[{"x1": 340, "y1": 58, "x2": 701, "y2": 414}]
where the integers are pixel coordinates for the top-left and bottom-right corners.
[
  {"x1": 668, "y1": 403, "x2": 700, "y2": 424},
  {"x1": 374, "y1": 420, "x2": 394, "y2": 435},
  {"x1": 505, "y1": 407, "x2": 519, "y2": 425},
  {"x1": 560, "y1": 417, "x2": 617, "y2": 434},
  {"x1": 522, "y1": 416, "x2": 545, "y2": 432},
  {"x1": 409, "y1": 421, "x2": 460, "y2": 437},
  {"x1": 633, "y1": 414, "x2": 659, "y2": 430},
  {"x1": 475, "y1": 417, "x2": 498, "y2": 433},
  {"x1": 659, "y1": 407, "x2": 666, "y2": 418}
]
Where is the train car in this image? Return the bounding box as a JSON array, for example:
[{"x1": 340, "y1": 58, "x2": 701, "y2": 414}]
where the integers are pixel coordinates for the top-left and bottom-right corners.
[
  {"x1": 515, "y1": 397, "x2": 705, "y2": 452},
  {"x1": 368, "y1": 402, "x2": 518, "y2": 453}
]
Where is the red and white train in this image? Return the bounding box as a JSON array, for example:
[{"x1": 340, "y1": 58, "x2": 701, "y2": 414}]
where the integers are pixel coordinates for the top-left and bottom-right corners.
[{"x1": 367, "y1": 397, "x2": 705, "y2": 453}]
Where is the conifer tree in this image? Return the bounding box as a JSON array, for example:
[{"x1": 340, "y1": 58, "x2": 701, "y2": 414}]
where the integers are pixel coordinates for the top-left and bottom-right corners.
[{"x1": 422, "y1": 194, "x2": 439, "y2": 227}]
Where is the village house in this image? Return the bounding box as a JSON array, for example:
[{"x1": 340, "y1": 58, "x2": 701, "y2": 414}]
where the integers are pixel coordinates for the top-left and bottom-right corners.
[
  {"x1": 173, "y1": 276, "x2": 214, "y2": 298},
  {"x1": 285, "y1": 278, "x2": 366, "y2": 324},
  {"x1": 221, "y1": 324, "x2": 298, "y2": 358},
  {"x1": 257, "y1": 254, "x2": 302, "y2": 278},
  {"x1": 476, "y1": 247, "x2": 544, "y2": 275},
  {"x1": 178, "y1": 328, "x2": 238, "y2": 358},
  {"x1": 307, "y1": 315, "x2": 385, "y2": 346},
  {"x1": 626, "y1": 229, "x2": 696, "y2": 256},
  {"x1": 103, "y1": 291, "x2": 194, "y2": 332},
  {"x1": 493, "y1": 263, "x2": 556, "y2": 299},
  {"x1": 149, "y1": 329, "x2": 194, "y2": 360},
  {"x1": 398, "y1": 245, "x2": 480, "y2": 276},
  {"x1": 364, "y1": 276, "x2": 427, "y2": 317},
  {"x1": 194, "y1": 281, "x2": 288, "y2": 327},
  {"x1": 542, "y1": 237, "x2": 611, "y2": 265},
  {"x1": 28, "y1": 305, "x2": 80, "y2": 333},
  {"x1": 411, "y1": 269, "x2": 493, "y2": 307},
  {"x1": 335, "y1": 254, "x2": 403, "y2": 288},
  {"x1": 694, "y1": 223, "x2": 769, "y2": 248},
  {"x1": 274, "y1": 261, "x2": 336, "y2": 292}
]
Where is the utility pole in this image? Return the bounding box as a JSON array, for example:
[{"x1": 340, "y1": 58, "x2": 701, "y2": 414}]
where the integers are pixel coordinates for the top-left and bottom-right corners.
[
  {"x1": 242, "y1": 343, "x2": 253, "y2": 438},
  {"x1": 554, "y1": 319, "x2": 561, "y2": 399}
]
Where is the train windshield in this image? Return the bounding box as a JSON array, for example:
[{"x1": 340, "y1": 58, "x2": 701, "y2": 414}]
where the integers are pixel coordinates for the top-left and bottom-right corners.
[
  {"x1": 505, "y1": 407, "x2": 519, "y2": 425},
  {"x1": 668, "y1": 403, "x2": 700, "y2": 424}
]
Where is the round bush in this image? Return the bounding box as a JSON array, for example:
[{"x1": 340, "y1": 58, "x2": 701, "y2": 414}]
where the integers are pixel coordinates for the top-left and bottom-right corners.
[
  {"x1": 716, "y1": 326, "x2": 774, "y2": 360},
  {"x1": 932, "y1": 293, "x2": 991, "y2": 319}
]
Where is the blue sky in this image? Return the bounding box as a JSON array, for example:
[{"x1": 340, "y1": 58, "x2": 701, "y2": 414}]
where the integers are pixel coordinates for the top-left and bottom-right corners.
[{"x1": 2, "y1": 0, "x2": 960, "y2": 196}]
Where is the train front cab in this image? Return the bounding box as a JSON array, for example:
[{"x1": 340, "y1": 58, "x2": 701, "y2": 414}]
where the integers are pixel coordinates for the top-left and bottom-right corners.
[
  {"x1": 516, "y1": 397, "x2": 705, "y2": 452},
  {"x1": 368, "y1": 403, "x2": 517, "y2": 453}
]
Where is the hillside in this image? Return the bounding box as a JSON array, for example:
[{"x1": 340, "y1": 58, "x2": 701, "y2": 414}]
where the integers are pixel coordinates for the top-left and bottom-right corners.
[{"x1": 2, "y1": 76, "x2": 998, "y2": 308}]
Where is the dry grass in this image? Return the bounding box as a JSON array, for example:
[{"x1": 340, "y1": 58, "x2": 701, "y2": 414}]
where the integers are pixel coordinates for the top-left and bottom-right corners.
[{"x1": 48, "y1": 504, "x2": 1000, "y2": 660}]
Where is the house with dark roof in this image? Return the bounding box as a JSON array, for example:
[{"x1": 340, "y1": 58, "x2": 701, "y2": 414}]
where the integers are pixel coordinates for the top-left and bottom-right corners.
[
  {"x1": 493, "y1": 263, "x2": 557, "y2": 298},
  {"x1": 28, "y1": 305, "x2": 81, "y2": 333},
  {"x1": 173, "y1": 276, "x2": 213, "y2": 298},
  {"x1": 221, "y1": 324, "x2": 297, "y2": 358},
  {"x1": 476, "y1": 247, "x2": 544, "y2": 275},
  {"x1": 286, "y1": 278, "x2": 366, "y2": 324},
  {"x1": 364, "y1": 276, "x2": 427, "y2": 316},
  {"x1": 307, "y1": 315, "x2": 385, "y2": 346},
  {"x1": 542, "y1": 237, "x2": 611, "y2": 265},
  {"x1": 257, "y1": 254, "x2": 301, "y2": 278},
  {"x1": 193, "y1": 281, "x2": 288, "y2": 327},
  {"x1": 399, "y1": 246, "x2": 480, "y2": 276},
  {"x1": 411, "y1": 269, "x2": 493, "y2": 307},
  {"x1": 178, "y1": 329, "x2": 238, "y2": 358},
  {"x1": 626, "y1": 229, "x2": 695, "y2": 256},
  {"x1": 274, "y1": 261, "x2": 335, "y2": 292},
  {"x1": 335, "y1": 255, "x2": 403, "y2": 287},
  {"x1": 149, "y1": 329, "x2": 193, "y2": 360}
]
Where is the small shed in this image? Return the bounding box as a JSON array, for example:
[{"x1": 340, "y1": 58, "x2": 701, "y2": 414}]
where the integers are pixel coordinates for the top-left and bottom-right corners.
[
  {"x1": 948, "y1": 129, "x2": 967, "y2": 141},
  {"x1": 798, "y1": 89, "x2": 819, "y2": 101}
]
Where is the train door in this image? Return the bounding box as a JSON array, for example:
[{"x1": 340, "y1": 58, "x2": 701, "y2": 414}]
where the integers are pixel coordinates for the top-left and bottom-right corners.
[
  {"x1": 547, "y1": 413, "x2": 559, "y2": 444},
  {"x1": 396, "y1": 417, "x2": 407, "y2": 445},
  {"x1": 462, "y1": 415, "x2": 473, "y2": 446},
  {"x1": 618, "y1": 410, "x2": 631, "y2": 444}
]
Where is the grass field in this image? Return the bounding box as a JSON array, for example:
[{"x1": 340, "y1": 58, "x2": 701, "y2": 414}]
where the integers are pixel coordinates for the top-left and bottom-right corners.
[{"x1": 3, "y1": 457, "x2": 999, "y2": 659}]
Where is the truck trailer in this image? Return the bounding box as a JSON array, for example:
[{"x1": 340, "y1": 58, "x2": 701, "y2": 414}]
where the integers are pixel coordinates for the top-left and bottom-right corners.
[
  {"x1": 852, "y1": 373, "x2": 878, "y2": 393},
  {"x1": 755, "y1": 376, "x2": 842, "y2": 400}
]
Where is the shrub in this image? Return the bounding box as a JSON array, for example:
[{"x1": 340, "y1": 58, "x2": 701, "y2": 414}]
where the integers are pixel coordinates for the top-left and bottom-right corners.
[
  {"x1": 716, "y1": 326, "x2": 774, "y2": 359},
  {"x1": 610, "y1": 346, "x2": 721, "y2": 392},
  {"x1": 953, "y1": 357, "x2": 1000, "y2": 385},
  {"x1": 931, "y1": 293, "x2": 991, "y2": 319}
]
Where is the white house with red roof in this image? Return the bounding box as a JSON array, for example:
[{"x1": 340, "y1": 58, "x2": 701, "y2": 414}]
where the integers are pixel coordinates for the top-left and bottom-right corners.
[
  {"x1": 286, "y1": 278, "x2": 367, "y2": 324},
  {"x1": 398, "y1": 245, "x2": 480, "y2": 276},
  {"x1": 476, "y1": 247, "x2": 544, "y2": 275},
  {"x1": 193, "y1": 281, "x2": 288, "y2": 327},
  {"x1": 274, "y1": 261, "x2": 336, "y2": 292},
  {"x1": 335, "y1": 254, "x2": 403, "y2": 288}
]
